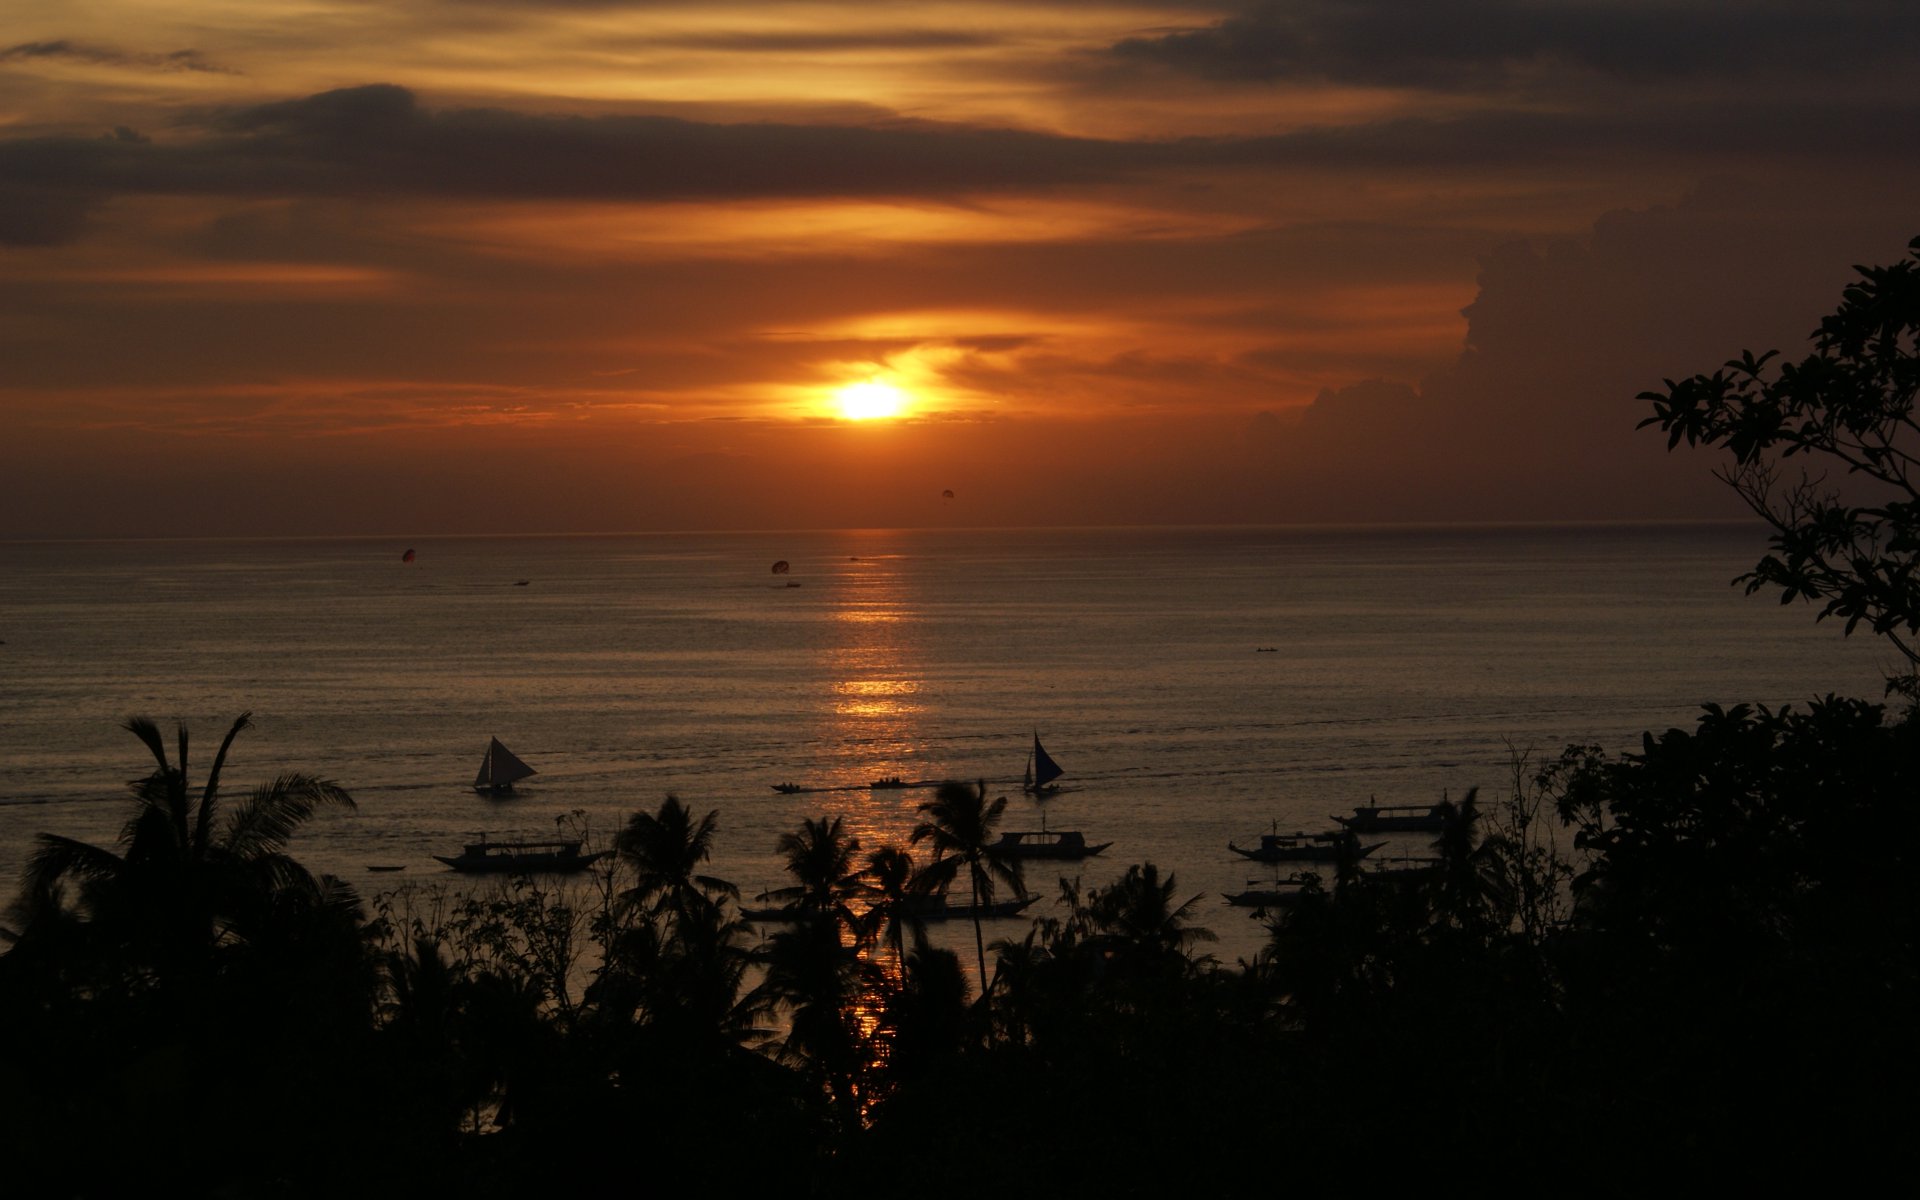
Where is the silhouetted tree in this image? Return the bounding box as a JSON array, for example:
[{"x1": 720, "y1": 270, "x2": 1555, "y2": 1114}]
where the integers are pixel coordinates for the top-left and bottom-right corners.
[
  {"x1": 855, "y1": 843, "x2": 930, "y2": 967},
  {"x1": 752, "y1": 912, "x2": 876, "y2": 1123},
  {"x1": 911, "y1": 780, "x2": 1024, "y2": 989},
  {"x1": 769, "y1": 815, "x2": 863, "y2": 922},
  {"x1": 0, "y1": 714, "x2": 372, "y2": 1196},
  {"x1": 1537, "y1": 696, "x2": 1920, "y2": 1169},
  {"x1": 880, "y1": 944, "x2": 971, "y2": 1085},
  {"x1": 1080, "y1": 862, "x2": 1215, "y2": 982},
  {"x1": 10, "y1": 712, "x2": 358, "y2": 983},
  {"x1": 614, "y1": 793, "x2": 736, "y2": 919},
  {"x1": 1641, "y1": 234, "x2": 1920, "y2": 694}
]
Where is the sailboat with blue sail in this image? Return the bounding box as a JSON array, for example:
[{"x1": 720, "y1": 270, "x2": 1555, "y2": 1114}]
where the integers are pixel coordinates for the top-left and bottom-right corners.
[
  {"x1": 473, "y1": 737, "x2": 537, "y2": 795},
  {"x1": 997, "y1": 733, "x2": 1111, "y2": 860},
  {"x1": 1024, "y1": 732, "x2": 1066, "y2": 798}
]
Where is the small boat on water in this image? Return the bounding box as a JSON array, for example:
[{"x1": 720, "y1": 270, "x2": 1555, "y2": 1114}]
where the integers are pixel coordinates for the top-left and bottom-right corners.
[
  {"x1": 433, "y1": 837, "x2": 609, "y2": 874},
  {"x1": 1332, "y1": 799, "x2": 1451, "y2": 834},
  {"x1": 1224, "y1": 876, "x2": 1315, "y2": 909},
  {"x1": 870, "y1": 776, "x2": 909, "y2": 790},
  {"x1": 993, "y1": 829, "x2": 1112, "y2": 860},
  {"x1": 1228, "y1": 829, "x2": 1383, "y2": 864},
  {"x1": 903, "y1": 893, "x2": 1038, "y2": 922},
  {"x1": 1361, "y1": 856, "x2": 1445, "y2": 887},
  {"x1": 741, "y1": 894, "x2": 807, "y2": 922},
  {"x1": 473, "y1": 737, "x2": 537, "y2": 795},
  {"x1": 771, "y1": 782, "x2": 805, "y2": 794}
]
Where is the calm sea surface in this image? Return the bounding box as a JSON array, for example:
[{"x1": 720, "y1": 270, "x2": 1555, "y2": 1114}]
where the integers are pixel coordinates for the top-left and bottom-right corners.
[{"x1": 0, "y1": 524, "x2": 1892, "y2": 965}]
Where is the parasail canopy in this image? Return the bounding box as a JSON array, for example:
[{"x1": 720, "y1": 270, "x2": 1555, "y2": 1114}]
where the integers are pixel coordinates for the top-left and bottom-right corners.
[
  {"x1": 942, "y1": 489, "x2": 955, "y2": 500},
  {"x1": 771, "y1": 560, "x2": 790, "y2": 574},
  {"x1": 402, "y1": 548, "x2": 416, "y2": 563}
]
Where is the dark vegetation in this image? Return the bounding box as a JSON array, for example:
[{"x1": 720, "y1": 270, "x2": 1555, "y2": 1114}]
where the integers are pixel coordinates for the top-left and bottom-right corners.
[{"x1": 4, "y1": 240, "x2": 1918, "y2": 1195}]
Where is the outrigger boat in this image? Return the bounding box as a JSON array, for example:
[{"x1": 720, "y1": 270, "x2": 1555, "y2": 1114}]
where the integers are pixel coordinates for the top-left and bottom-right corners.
[
  {"x1": 1332, "y1": 799, "x2": 1451, "y2": 834},
  {"x1": 1223, "y1": 874, "x2": 1316, "y2": 909},
  {"x1": 1360, "y1": 855, "x2": 1445, "y2": 887},
  {"x1": 992, "y1": 829, "x2": 1112, "y2": 860},
  {"x1": 741, "y1": 893, "x2": 807, "y2": 922},
  {"x1": 433, "y1": 836, "x2": 608, "y2": 875},
  {"x1": 746, "y1": 892, "x2": 1037, "y2": 922},
  {"x1": 1228, "y1": 827, "x2": 1384, "y2": 865},
  {"x1": 903, "y1": 893, "x2": 1039, "y2": 921}
]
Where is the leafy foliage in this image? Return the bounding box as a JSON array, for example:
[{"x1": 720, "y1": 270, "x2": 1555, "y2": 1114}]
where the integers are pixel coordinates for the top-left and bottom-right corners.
[{"x1": 1640, "y1": 235, "x2": 1920, "y2": 689}]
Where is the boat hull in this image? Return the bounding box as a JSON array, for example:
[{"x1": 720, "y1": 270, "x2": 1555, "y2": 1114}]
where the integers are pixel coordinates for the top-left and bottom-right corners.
[
  {"x1": 999, "y1": 841, "x2": 1112, "y2": 860},
  {"x1": 903, "y1": 895, "x2": 1038, "y2": 921},
  {"x1": 1228, "y1": 840, "x2": 1383, "y2": 864},
  {"x1": 434, "y1": 849, "x2": 609, "y2": 875},
  {"x1": 1224, "y1": 888, "x2": 1308, "y2": 908},
  {"x1": 995, "y1": 829, "x2": 1110, "y2": 860}
]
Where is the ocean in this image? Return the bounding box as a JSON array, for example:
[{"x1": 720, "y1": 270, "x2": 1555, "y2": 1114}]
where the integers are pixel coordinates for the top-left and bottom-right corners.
[{"x1": 0, "y1": 523, "x2": 1893, "y2": 966}]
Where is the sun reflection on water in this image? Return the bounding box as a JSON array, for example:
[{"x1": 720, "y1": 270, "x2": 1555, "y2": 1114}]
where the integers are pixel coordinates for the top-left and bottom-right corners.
[{"x1": 832, "y1": 677, "x2": 922, "y2": 720}]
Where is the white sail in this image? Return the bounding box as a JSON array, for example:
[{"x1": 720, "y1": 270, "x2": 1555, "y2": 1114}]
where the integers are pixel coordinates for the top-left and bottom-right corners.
[{"x1": 475, "y1": 737, "x2": 537, "y2": 790}]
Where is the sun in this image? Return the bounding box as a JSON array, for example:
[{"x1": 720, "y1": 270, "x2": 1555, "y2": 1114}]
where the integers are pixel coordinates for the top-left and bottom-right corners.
[{"x1": 835, "y1": 379, "x2": 908, "y2": 421}]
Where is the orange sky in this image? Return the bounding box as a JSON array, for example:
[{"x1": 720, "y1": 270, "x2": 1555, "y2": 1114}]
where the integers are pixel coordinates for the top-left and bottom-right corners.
[{"x1": 5, "y1": 2, "x2": 1919, "y2": 535}]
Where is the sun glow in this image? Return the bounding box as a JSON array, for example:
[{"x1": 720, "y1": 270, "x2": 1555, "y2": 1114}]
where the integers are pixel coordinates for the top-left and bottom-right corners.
[{"x1": 836, "y1": 380, "x2": 908, "y2": 421}]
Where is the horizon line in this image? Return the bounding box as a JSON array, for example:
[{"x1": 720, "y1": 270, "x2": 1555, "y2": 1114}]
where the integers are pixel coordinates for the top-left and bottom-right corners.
[{"x1": 0, "y1": 516, "x2": 1769, "y2": 547}]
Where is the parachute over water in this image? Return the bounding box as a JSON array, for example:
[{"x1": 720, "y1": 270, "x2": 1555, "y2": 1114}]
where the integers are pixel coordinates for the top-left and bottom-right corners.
[
  {"x1": 771, "y1": 560, "x2": 790, "y2": 575},
  {"x1": 402, "y1": 548, "x2": 416, "y2": 563},
  {"x1": 942, "y1": 489, "x2": 955, "y2": 500}
]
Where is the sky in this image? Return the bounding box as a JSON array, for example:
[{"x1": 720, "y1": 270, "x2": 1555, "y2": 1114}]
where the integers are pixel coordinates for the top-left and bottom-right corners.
[{"x1": 4, "y1": 1, "x2": 1918, "y2": 536}]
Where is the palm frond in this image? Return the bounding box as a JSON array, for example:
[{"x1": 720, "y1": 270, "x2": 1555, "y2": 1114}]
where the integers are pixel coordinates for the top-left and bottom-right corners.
[
  {"x1": 913, "y1": 854, "x2": 961, "y2": 893},
  {"x1": 19, "y1": 833, "x2": 126, "y2": 921},
  {"x1": 193, "y1": 711, "x2": 253, "y2": 856},
  {"x1": 122, "y1": 715, "x2": 169, "y2": 773},
  {"x1": 222, "y1": 773, "x2": 355, "y2": 859}
]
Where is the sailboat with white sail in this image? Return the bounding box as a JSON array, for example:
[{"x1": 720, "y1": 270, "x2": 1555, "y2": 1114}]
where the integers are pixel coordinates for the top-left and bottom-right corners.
[{"x1": 473, "y1": 737, "x2": 537, "y2": 795}]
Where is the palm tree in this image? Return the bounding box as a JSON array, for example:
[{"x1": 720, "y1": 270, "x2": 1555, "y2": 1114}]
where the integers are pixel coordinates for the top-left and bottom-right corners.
[
  {"x1": 910, "y1": 780, "x2": 1024, "y2": 990},
  {"x1": 1082, "y1": 862, "x2": 1216, "y2": 978},
  {"x1": 12, "y1": 712, "x2": 357, "y2": 975},
  {"x1": 1431, "y1": 786, "x2": 1506, "y2": 931},
  {"x1": 854, "y1": 844, "x2": 929, "y2": 968},
  {"x1": 767, "y1": 815, "x2": 862, "y2": 923},
  {"x1": 614, "y1": 794, "x2": 737, "y2": 919},
  {"x1": 750, "y1": 913, "x2": 875, "y2": 1122}
]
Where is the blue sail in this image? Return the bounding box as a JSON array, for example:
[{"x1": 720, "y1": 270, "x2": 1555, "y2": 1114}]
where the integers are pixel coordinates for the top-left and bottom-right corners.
[{"x1": 1031, "y1": 734, "x2": 1064, "y2": 789}]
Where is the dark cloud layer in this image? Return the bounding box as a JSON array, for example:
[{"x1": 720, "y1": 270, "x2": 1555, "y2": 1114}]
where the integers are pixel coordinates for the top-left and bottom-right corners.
[
  {"x1": 4, "y1": 81, "x2": 1915, "y2": 249},
  {"x1": 1, "y1": 39, "x2": 235, "y2": 74},
  {"x1": 1111, "y1": 0, "x2": 1920, "y2": 89},
  {"x1": 1251, "y1": 193, "x2": 1920, "y2": 521},
  {"x1": 653, "y1": 30, "x2": 1004, "y2": 52}
]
